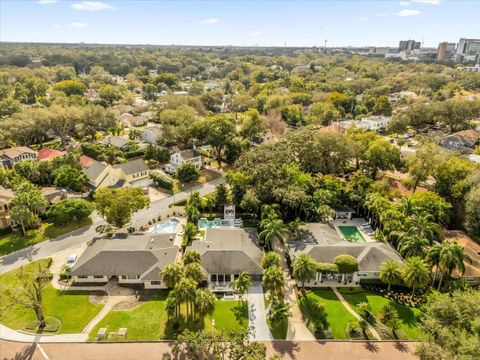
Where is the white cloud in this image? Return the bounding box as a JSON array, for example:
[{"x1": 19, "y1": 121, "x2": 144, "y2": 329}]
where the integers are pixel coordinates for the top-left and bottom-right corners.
[
  {"x1": 358, "y1": 16, "x2": 369, "y2": 21},
  {"x1": 71, "y1": 1, "x2": 112, "y2": 11},
  {"x1": 37, "y1": 0, "x2": 58, "y2": 4},
  {"x1": 71, "y1": 22, "x2": 88, "y2": 28},
  {"x1": 399, "y1": 1, "x2": 411, "y2": 5},
  {"x1": 395, "y1": 9, "x2": 422, "y2": 16},
  {"x1": 200, "y1": 18, "x2": 219, "y2": 25},
  {"x1": 376, "y1": 12, "x2": 390, "y2": 17},
  {"x1": 411, "y1": 0, "x2": 440, "y2": 4},
  {"x1": 51, "y1": 24, "x2": 62, "y2": 29},
  {"x1": 249, "y1": 30, "x2": 263, "y2": 36}
]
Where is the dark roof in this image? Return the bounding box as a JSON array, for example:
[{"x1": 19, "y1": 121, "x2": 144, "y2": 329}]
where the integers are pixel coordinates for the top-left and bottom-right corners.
[
  {"x1": 83, "y1": 160, "x2": 108, "y2": 182},
  {"x1": 179, "y1": 149, "x2": 200, "y2": 160},
  {"x1": 113, "y1": 159, "x2": 149, "y2": 175},
  {"x1": 108, "y1": 136, "x2": 129, "y2": 148}
]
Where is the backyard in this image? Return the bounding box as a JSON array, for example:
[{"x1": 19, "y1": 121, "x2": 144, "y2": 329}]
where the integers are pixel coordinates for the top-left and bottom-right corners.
[
  {"x1": 0, "y1": 217, "x2": 92, "y2": 256},
  {"x1": 298, "y1": 288, "x2": 359, "y2": 339},
  {"x1": 0, "y1": 258, "x2": 104, "y2": 334},
  {"x1": 89, "y1": 297, "x2": 248, "y2": 341},
  {"x1": 338, "y1": 288, "x2": 424, "y2": 339}
]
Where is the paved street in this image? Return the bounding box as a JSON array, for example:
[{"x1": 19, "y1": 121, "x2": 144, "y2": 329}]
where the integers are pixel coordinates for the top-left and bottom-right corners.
[
  {"x1": 0, "y1": 178, "x2": 223, "y2": 275},
  {"x1": 0, "y1": 339, "x2": 418, "y2": 360}
]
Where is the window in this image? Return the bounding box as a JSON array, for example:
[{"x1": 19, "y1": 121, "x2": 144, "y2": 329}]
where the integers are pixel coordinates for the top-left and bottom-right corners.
[
  {"x1": 150, "y1": 281, "x2": 162, "y2": 285},
  {"x1": 77, "y1": 275, "x2": 89, "y2": 279},
  {"x1": 210, "y1": 274, "x2": 217, "y2": 282},
  {"x1": 224, "y1": 274, "x2": 231, "y2": 282},
  {"x1": 94, "y1": 275, "x2": 104, "y2": 279},
  {"x1": 124, "y1": 274, "x2": 139, "y2": 280},
  {"x1": 218, "y1": 274, "x2": 225, "y2": 282}
]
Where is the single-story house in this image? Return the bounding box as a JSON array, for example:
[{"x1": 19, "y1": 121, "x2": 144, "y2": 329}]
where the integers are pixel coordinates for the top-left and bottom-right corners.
[
  {"x1": 288, "y1": 223, "x2": 403, "y2": 287},
  {"x1": 71, "y1": 233, "x2": 180, "y2": 289},
  {"x1": 166, "y1": 149, "x2": 202, "y2": 174},
  {"x1": 37, "y1": 148, "x2": 66, "y2": 162},
  {"x1": 360, "y1": 116, "x2": 392, "y2": 131},
  {"x1": 439, "y1": 129, "x2": 480, "y2": 154},
  {"x1": 141, "y1": 126, "x2": 164, "y2": 144},
  {"x1": 83, "y1": 160, "x2": 111, "y2": 190},
  {"x1": 334, "y1": 206, "x2": 355, "y2": 220},
  {"x1": 0, "y1": 147, "x2": 37, "y2": 168},
  {"x1": 187, "y1": 228, "x2": 264, "y2": 292},
  {"x1": 107, "y1": 136, "x2": 130, "y2": 150},
  {"x1": 120, "y1": 114, "x2": 148, "y2": 128},
  {"x1": 443, "y1": 230, "x2": 480, "y2": 284}
]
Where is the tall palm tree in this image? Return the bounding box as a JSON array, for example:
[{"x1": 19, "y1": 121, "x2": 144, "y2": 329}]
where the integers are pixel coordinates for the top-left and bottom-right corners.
[
  {"x1": 398, "y1": 235, "x2": 430, "y2": 258},
  {"x1": 184, "y1": 249, "x2": 201, "y2": 265},
  {"x1": 174, "y1": 278, "x2": 197, "y2": 319},
  {"x1": 259, "y1": 217, "x2": 290, "y2": 250},
  {"x1": 162, "y1": 263, "x2": 184, "y2": 289},
  {"x1": 185, "y1": 262, "x2": 205, "y2": 284},
  {"x1": 401, "y1": 257, "x2": 430, "y2": 295},
  {"x1": 380, "y1": 260, "x2": 402, "y2": 290},
  {"x1": 232, "y1": 272, "x2": 252, "y2": 301},
  {"x1": 194, "y1": 288, "x2": 216, "y2": 321},
  {"x1": 262, "y1": 252, "x2": 281, "y2": 270},
  {"x1": 437, "y1": 241, "x2": 471, "y2": 290},
  {"x1": 292, "y1": 254, "x2": 317, "y2": 291},
  {"x1": 287, "y1": 218, "x2": 305, "y2": 241},
  {"x1": 406, "y1": 212, "x2": 442, "y2": 244},
  {"x1": 425, "y1": 242, "x2": 443, "y2": 285},
  {"x1": 262, "y1": 265, "x2": 285, "y2": 302}
]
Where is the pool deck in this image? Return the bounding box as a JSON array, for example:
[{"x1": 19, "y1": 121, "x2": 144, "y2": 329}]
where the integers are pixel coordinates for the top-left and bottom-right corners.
[
  {"x1": 331, "y1": 218, "x2": 375, "y2": 242},
  {"x1": 148, "y1": 217, "x2": 186, "y2": 248}
]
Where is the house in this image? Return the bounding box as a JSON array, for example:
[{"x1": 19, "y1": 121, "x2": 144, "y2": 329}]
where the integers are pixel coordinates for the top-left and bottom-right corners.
[
  {"x1": 188, "y1": 228, "x2": 264, "y2": 292},
  {"x1": 120, "y1": 114, "x2": 148, "y2": 128},
  {"x1": 334, "y1": 206, "x2": 355, "y2": 220},
  {"x1": 71, "y1": 233, "x2": 180, "y2": 289},
  {"x1": 37, "y1": 148, "x2": 66, "y2": 162},
  {"x1": 142, "y1": 126, "x2": 164, "y2": 144},
  {"x1": 442, "y1": 230, "x2": 480, "y2": 284},
  {"x1": 111, "y1": 159, "x2": 151, "y2": 188},
  {"x1": 439, "y1": 129, "x2": 480, "y2": 154},
  {"x1": 0, "y1": 147, "x2": 37, "y2": 168},
  {"x1": 0, "y1": 186, "x2": 14, "y2": 229},
  {"x1": 319, "y1": 123, "x2": 344, "y2": 133},
  {"x1": 82, "y1": 158, "x2": 151, "y2": 190},
  {"x1": 360, "y1": 116, "x2": 392, "y2": 131},
  {"x1": 166, "y1": 149, "x2": 202, "y2": 174},
  {"x1": 288, "y1": 223, "x2": 403, "y2": 287},
  {"x1": 106, "y1": 136, "x2": 130, "y2": 150}
]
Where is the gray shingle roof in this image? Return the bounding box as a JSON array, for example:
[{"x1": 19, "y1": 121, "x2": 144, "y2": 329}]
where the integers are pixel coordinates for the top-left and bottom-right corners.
[
  {"x1": 71, "y1": 233, "x2": 179, "y2": 279},
  {"x1": 113, "y1": 159, "x2": 149, "y2": 175},
  {"x1": 108, "y1": 136, "x2": 129, "y2": 149},
  {"x1": 188, "y1": 228, "x2": 263, "y2": 275},
  {"x1": 83, "y1": 160, "x2": 108, "y2": 182}
]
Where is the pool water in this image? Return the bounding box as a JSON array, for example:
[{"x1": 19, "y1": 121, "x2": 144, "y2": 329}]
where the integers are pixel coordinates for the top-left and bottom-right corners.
[
  {"x1": 338, "y1": 225, "x2": 365, "y2": 242},
  {"x1": 150, "y1": 218, "x2": 179, "y2": 234}
]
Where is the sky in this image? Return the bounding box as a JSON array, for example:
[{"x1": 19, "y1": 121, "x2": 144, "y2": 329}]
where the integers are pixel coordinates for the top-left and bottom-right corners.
[{"x1": 0, "y1": 0, "x2": 479, "y2": 47}]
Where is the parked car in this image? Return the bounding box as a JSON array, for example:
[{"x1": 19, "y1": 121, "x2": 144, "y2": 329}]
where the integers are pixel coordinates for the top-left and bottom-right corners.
[{"x1": 66, "y1": 254, "x2": 78, "y2": 267}]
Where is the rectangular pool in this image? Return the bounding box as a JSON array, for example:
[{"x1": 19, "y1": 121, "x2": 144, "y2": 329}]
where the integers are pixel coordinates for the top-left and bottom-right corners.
[
  {"x1": 338, "y1": 225, "x2": 365, "y2": 242},
  {"x1": 150, "y1": 218, "x2": 179, "y2": 234}
]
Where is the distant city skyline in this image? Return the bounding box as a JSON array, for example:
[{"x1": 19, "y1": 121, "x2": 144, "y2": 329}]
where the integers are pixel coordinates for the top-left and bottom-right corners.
[{"x1": 0, "y1": 0, "x2": 479, "y2": 47}]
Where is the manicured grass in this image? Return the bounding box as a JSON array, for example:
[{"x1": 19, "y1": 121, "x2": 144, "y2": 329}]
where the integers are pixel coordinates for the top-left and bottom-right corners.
[
  {"x1": 173, "y1": 169, "x2": 221, "y2": 193},
  {"x1": 90, "y1": 292, "x2": 169, "y2": 341},
  {"x1": 0, "y1": 259, "x2": 103, "y2": 334},
  {"x1": 89, "y1": 297, "x2": 247, "y2": 341},
  {"x1": 0, "y1": 218, "x2": 92, "y2": 256},
  {"x1": 298, "y1": 289, "x2": 358, "y2": 339},
  {"x1": 338, "y1": 288, "x2": 423, "y2": 339}
]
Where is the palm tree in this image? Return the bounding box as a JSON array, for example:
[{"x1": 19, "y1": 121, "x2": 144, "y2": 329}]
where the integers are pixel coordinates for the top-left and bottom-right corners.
[
  {"x1": 194, "y1": 289, "x2": 216, "y2": 321},
  {"x1": 268, "y1": 301, "x2": 291, "y2": 323},
  {"x1": 262, "y1": 265, "x2": 285, "y2": 302},
  {"x1": 426, "y1": 242, "x2": 443, "y2": 285},
  {"x1": 232, "y1": 272, "x2": 252, "y2": 301},
  {"x1": 162, "y1": 263, "x2": 184, "y2": 289},
  {"x1": 406, "y1": 212, "x2": 442, "y2": 244},
  {"x1": 183, "y1": 223, "x2": 198, "y2": 245},
  {"x1": 259, "y1": 217, "x2": 290, "y2": 250},
  {"x1": 185, "y1": 262, "x2": 205, "y2": 284},
  {"x1": 398, "y1": 235, "x2": 429, "y2": 258},
  {"x1": 401, "y1": 257, "x2": 430, "y2": 295},
  {"x1": 184, "y1": 249, "x2": 201, "y2": 265},
  {"x1": 287, "y1": 218, "x2": 305, "y2": 241},
  {"x1": 380, "y1": 260, "x2": 402, "y2": 290},
  {"x1": 437, "y1": 241, "x2": 471, "y2": 290},
  {"x1": 165, "y1": 291, "x2": 177, "y2": 319},
  {"x1": 262, "y1": 252, "x2": 281, "y2": 270},
  {"x1": 174, "y1": 278, "x2": 197, "y2": 319},
  {"x1": 292, "y1": 254, "x2": 317, "y2": 291}
]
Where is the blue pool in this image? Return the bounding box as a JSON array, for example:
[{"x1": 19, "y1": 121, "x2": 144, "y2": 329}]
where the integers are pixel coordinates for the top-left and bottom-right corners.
[{"x1": 150, "y1": 218, "x2": 179, "y2": 234}]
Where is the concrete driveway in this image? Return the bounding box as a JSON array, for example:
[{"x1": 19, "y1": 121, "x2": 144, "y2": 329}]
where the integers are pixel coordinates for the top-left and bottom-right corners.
[{"x1": 247, "y1": 283, "x2": 273, "y2": 340}]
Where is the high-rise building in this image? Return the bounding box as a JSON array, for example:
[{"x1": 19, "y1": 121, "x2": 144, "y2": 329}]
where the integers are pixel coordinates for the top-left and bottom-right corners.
[
  {"x1": 399, "y1": 40, "x2": 421, "y2": 52},
  {"x1": 437, "y1": 42, "x2": 456, "y2": 62},
  {"x1": 456, "y1": 38, "x2": 480, "y2": 62}
]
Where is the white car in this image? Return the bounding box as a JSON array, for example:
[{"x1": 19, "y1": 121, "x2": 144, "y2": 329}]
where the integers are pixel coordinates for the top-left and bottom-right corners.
[{"x1": 66, "y1": 254, "x2": 78, "y2": 267}]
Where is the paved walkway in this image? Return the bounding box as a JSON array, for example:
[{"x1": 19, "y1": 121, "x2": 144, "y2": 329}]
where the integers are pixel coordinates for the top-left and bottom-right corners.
[
  {"x1": 274, "y1": 242, "x2": 316, "y2": 341},
  {"x1": 0, "y1": 178, "x2": 223, "y2": 275},
  {"x1": 332, "y1": 287, "x2": 381, "y2": 340},
  {"x1": 0, "y1": 339, "x2": 418, "y2": 360},
  {"x1": 246, "y1": 283, "x2": 273, "y2": 340}
]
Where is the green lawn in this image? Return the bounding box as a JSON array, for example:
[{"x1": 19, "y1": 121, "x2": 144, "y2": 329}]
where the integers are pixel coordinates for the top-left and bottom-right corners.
[
  {"x1": 338, "y1": 288, "x2": 423, "y2": 339},
  {"x1": 298, "y1": 289, "x2": 358, "y2": 339},
  {"x1": 0, "y1": 259, "x2": 103, "y2": 334},
  {"x1": 89, "y1": 297, "x2": 248, "y2": 341},
  {"x1": 0, "y1": 218, "x2": 92, "y2": 256}
]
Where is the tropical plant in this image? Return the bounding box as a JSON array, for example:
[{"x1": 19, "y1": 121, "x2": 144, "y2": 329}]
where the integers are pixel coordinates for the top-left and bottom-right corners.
[
  {"x1": 185, "y1": 262, "x2": 205, "y2": 284},
  {"x1": 380, "y1": 260, "x2": 402, "y2": 290},
  {"x1": 398, "y1": 234, "x2": 430, "y2": 258},
  {"x1": 287, "y1": 218, "x2": 305, "y2": 241},
  {"x1": 262, "y1": 265, "x2": 284, "y2": 302},
  {"x1": 436, "y1": 241, "x2": 471, "y2": 290},
  {"x1": 268, "y1": 301, "x2": 290, "y2": 323},
  {"x1": 292, "y1": 254, "x2": 317, "y2": 290},
  {"x1": 232, "y1": 272, "x2": 252, "y2": 301},
  {"x1": 184, "y1": 249, "x2": 201, "y2": 265},
  {"x1": 405, "y1": 212, "x2": 442, "y2": 244},
  {"x1": 401, "y1": 256, "x2": 430, "y2": 294},
  {"x1": 194, "y1": 289, "x2": 216, "y2": 321},
  {"x1": 262, "y1": 252, "x2": 281, "y2": 270},
  {"x1": 174, "y1": 278, "x2": 197, "y2": 319},
  {"x1": 259, "y1": 217, "x2": 290, "y2": 250},
  {"x1": 162, "y1": 263, "x2": 184, "y2": 289}
]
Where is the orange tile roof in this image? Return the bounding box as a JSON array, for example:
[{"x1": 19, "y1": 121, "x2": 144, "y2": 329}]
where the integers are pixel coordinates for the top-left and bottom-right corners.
[
  {"x1": 443, "y1": 230, "x2": 480, "y2": 279},
  {"x1": 37, "y1": 148, "x2": 66, "y2": 162}
]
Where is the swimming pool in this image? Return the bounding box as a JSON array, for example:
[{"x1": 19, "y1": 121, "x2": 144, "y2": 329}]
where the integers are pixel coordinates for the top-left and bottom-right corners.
[
  {"x1": 197, "y1": 218, "x2": 233, "y2": 230},
  {"x1": 338, "y1": 225, "x2": 365, "y2": 242},
  {"x1": 150, "y1": 218, "x2": 179, "y2": 234}
]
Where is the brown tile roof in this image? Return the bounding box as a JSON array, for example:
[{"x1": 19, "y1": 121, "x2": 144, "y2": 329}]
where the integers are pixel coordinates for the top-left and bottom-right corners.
[
  {"x1": 38, "y1": 148, "x2": 66, "y2": 162},
  {"x1": 0, "y1": 147, "x2": 37, "y2": 159},
  {"x1": 443, "y1": 230, "x2": 480, "y2": 279},
  {"x1": 453, "y1": 129, "x2": 480, "y2": 142}
]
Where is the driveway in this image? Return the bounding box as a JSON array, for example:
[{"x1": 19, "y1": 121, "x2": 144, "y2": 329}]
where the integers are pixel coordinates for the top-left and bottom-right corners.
[
  {"x1": 0, "y1": 178, "x2": 223, "y2": 275},
  {"x1": 246, "y1": 283, "x2": 273, "y2": 340}
]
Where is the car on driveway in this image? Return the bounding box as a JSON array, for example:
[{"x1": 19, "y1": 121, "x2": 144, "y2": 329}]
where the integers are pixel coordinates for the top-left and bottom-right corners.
[{"x1": 66, "y1": 254, "x2": 78, "y2": 267}]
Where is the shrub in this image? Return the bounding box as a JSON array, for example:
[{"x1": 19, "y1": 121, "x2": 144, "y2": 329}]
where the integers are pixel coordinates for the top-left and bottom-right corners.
[
  {"x1": 46, "y1": 199, "x2": 93, "y2": 225},
  {"x1": 150, "y1": 172, "x2": 173, "y2": 190},
  {"x1": 333, "y1": 254, "x2": 358, "y2": 273},
  {"x1": 346, "y1": 321, "x2": 361, "y2": 338},
  {"x1": 379, "y1": 304, "x2": 399, "y2": 324},
  {"x1": 176, "y1": 162, "x2": 200, "y2": 183}
]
